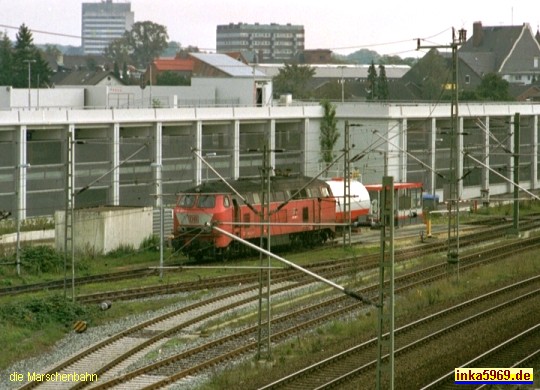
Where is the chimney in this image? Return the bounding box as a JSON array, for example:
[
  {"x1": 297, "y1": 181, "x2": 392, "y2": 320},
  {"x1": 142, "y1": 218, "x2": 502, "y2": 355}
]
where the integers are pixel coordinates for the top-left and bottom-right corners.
[{"x1": 473, "y1": 21, "x2": 484, "y2": 47}]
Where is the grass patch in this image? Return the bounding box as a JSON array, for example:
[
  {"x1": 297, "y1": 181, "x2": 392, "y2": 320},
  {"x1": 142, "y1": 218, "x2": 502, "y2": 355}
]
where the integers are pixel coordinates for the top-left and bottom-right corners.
[
  {"x1": 0, "y1": 294, "x2": 91, "y2": 369},
  {"x1": 0, "y1": 239, "x2": 377, "y2": 371},
  {"x1": 0, "y1": 289, "x2": 208, "y2": 370},
  {"x1": 143, "y1": 337, "x2": 187, "y2": 362}
]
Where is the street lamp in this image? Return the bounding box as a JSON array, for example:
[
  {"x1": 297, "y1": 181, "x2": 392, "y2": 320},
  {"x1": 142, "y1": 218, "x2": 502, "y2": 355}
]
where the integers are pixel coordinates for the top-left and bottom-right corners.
[{"x1": 23, "y1": 59, "x2": 36, "y2": 109}]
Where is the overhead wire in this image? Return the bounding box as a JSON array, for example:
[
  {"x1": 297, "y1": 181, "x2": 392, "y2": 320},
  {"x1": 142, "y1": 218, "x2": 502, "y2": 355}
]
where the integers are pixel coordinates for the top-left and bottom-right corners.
[{"x1": 0, "y1": 22, "x2": 453, "y2": 58}]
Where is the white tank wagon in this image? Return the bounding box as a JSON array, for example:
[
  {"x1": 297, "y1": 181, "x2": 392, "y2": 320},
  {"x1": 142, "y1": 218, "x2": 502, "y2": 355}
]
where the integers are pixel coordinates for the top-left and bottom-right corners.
[{"x1": 325, "y1": 178, "x2": 371, "y2": 226}]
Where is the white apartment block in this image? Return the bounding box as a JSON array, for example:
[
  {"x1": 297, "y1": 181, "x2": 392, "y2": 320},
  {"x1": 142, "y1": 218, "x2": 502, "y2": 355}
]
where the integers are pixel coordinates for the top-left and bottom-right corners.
[{"x1": 82, "y1": 0, "x2": 134, "y2": 55}]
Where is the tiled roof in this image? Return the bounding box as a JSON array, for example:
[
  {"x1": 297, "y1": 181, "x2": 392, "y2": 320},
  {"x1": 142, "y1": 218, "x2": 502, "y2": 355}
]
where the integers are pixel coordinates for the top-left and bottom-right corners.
[{"x1": 153, "y1": 58, "x2": 194, "y2": 71}]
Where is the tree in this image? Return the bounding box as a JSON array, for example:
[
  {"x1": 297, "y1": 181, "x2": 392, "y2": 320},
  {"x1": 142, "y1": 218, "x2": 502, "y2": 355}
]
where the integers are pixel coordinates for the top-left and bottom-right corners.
[
  {"x1": 346, "y1": 48, "x2": 381, "y2": 64},
  {"x1": 476, "y1": 73, "x2": 513, "y2": 101},
  {"x1": 124, "y1": 21, "x2": 168, "y2": 68},
  {"x1": 161, "y1": 40, "x2": 181, "y2": 57},
  {"x1": 104, "y1": 38, "x2": 131, "y2": 68},
  {"x1": 44, "y1": 45, "x2": 61, "y2": 58},
  {"x1": 0, "y1": 33, "x2": 13, "y2": 86},
  {"x1": 86, "y1": 57, "x2": 98, "y2": 71},
  {"x1": 319, "y1": 100, "x2": 340, "y2": 168},
  {"x1": 412, "y1": 49, "x2": 450, "y2": 100},
  {"x1": 377, "y1": 64, "x2": 389, "y2": 100},
  {"x1": 122, "y1": 62, "x2": 129, "y2": 81},
  {"x1": 113, "y1": 61, "x2": 121, "y2": 79},
  {"x1": 12, "y1": 24, "x2": 51, "y2": 88},
  {"x1": 273, "y1": 63, "x2": 315, "y2": 99},
  {"x1": 366, "y1": 61, "x2": 377, "y2": 100}
]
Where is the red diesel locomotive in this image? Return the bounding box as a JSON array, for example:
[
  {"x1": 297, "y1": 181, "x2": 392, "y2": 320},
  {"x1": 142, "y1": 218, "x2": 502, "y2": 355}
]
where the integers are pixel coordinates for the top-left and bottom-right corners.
[{"x1": 172, "y1": 176, "x2": 338, "y2": 260}]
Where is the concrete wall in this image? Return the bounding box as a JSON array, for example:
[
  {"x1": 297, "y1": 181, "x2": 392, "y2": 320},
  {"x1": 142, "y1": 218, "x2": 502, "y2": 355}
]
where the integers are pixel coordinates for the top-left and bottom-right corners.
[
  {"x1": 55, "y1": 206, "x2": 153, "y2": 254},
  {"x1": 193, "y1": 78, "x2": 273, "y2": 106},
  {"x1": 0, "y1": 86, "x2": 11, "y2": 109},
  {"x1": 0, "y1": 77, "x2": 271, "y2": 110},
  {"x1": 82, "y1": 84, "x2": 218, "y2": 109},
  {"x1": 0, "y1": 230, "x2": 54, "y2": 246},
  {"x1": 0, "y1": 87, "x2": 85, "y2": 109}
]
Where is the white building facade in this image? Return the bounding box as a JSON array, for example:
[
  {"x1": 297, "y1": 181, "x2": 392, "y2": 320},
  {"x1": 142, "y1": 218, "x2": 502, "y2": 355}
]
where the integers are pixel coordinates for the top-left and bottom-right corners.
[
  {"x1": 1, "y1": 102, "x2": 538, "y2": 220},
  {"x1": 82, "y1": 0, "x2": 134, "y2": 55}
]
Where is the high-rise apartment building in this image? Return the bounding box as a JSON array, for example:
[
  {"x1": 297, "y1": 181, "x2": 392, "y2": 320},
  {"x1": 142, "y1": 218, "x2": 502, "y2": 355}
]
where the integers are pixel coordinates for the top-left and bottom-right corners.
[
  {"x1": 82, "y1": 0, "x2": 134, "y2": 55},
  {"x1": 216, "y1": 23, "x2": 305, "y2": 63}
]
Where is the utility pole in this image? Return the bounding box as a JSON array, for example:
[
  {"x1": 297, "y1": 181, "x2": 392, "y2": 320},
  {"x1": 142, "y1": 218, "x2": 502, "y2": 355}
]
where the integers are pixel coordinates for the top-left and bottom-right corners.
[
  {"x1": 342, "y1": 122, "x2": 363, "y2": 247},
  {"x1": 339, "y1": 66, "x2": 345, "y2": 103},
  {"x1": 24, "y1": 59, "x2": 36, "y2": 109},
  {"x1": 151, "y1": 162, "x2": 164, "y2": 279},
  {"x1": 257, "y1": 144, "x2": 272, "y2": 361},
  {"x1": 418, "y1": 28, "x2": 467, "y2": 276},
  {"x1": 64, "y1": 130, "x2": 74, "y2": 300},
  {"x1": 376, "y1": 176, "x2": 395, "y2": 390},
  {"x1": 64, "y1": 140, "x2": 148, "y2": 301},
  {"x1": 511, "y1": 112, "x2": 520, "y2": 235},
  {"x1": 343, "y1": 121, "x2": 351, "y2": 246}
]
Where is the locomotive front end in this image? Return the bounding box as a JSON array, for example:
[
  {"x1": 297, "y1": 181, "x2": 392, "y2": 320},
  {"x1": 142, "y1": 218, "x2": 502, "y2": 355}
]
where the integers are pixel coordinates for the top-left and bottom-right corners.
[{"x1": 172, "y1": 192, "x2": 233, "y2": 260}]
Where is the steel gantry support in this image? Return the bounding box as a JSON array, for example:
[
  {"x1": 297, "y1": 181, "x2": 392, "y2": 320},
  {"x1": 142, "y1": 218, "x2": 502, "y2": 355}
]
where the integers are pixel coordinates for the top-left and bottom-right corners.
[
  {"x1": 418, "y1": 27, "x2": 467, "y2": 276},
  {"x1": 64, "y1": 127, "x2": 75, "y2": 300},
  {"x1": 257, "y1": 144, "x2": 272, "y2": 361},
  {"x1": 511, "y1": 112, "x2": 520, "y2": 235},
  {"x1": 376, "y1": 176, "x2": 395, "y2": 389},
  {"x1": 343, "y1": 121, "x2": 351, "y2": 246},
  {"x1": 343, "y1": 121, "x2": 363, "y2": 247}
]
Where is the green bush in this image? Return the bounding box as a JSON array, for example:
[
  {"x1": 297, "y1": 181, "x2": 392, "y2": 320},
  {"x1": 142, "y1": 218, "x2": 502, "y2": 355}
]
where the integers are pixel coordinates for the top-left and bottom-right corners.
[
  {"x1": 0, "y1": 295, "x2": 89, "y2": 330},
  {"x1": 140, "y1": 235, "x2": 160, "y2": 252},
  {"x1": 21, "y1": 246, "x2": 63, "y2": 275}
]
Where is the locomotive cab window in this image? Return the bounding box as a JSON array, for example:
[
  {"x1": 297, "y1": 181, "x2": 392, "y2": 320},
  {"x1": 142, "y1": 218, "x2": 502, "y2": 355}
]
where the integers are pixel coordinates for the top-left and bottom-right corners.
[
  {"x1": 179, "y1": 194, "x2": 196, "y2": 208},
  {"x1": 274, "y1": 191, "x2": 285, "y2": 202},
  {"x1": 252, "y1": 192, "x2": 260, "y2": 205},
  {"x1": 198, "y1": 195, "x2": 216, "y2": 208},
  {"x1": 292, "y1": 189, "x2": 307, "y2": 199},
  {"x1": 223, "y1": 196, "x2": 230, "y2": 208}
]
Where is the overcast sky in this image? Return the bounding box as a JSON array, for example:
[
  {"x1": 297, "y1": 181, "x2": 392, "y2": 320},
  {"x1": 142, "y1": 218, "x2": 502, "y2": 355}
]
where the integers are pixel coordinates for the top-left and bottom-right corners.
[{"x1": 1, "y1": 0, "x2": 539, "y2": 58}]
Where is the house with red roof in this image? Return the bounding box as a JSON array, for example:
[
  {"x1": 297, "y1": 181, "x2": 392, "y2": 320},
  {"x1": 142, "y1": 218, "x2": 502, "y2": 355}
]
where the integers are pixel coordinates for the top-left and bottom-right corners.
[{"x1": 145, "y1": 55, "x2": 195, "y2": 85}]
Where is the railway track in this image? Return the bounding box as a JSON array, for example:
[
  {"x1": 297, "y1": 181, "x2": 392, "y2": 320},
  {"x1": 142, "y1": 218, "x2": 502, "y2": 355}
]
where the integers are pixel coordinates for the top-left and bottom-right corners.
[
  {"x1": 18, "y1": 235, "x2": 540, "y2": 389},
  {"x1": 75, "y1": 218, "x2": 540, "y2": 304},
  {"x1": 3, "y1": 217, "x2": 539, "y2": 301},
  {"x1": 422, "y1": 323, "x2": 540, "y2": 389},
  {"x1": 0, "y1": 268, "x2": 159, "y2": 297},
  {"x1": 259, "y1": 278, "x2": 540, "y2": 390}
]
